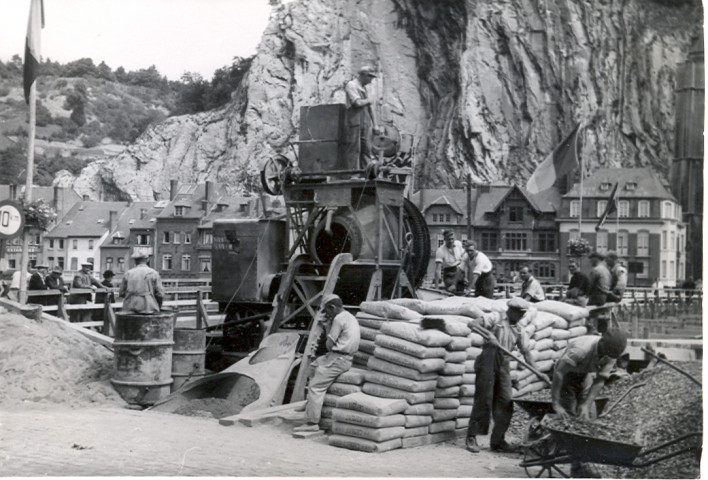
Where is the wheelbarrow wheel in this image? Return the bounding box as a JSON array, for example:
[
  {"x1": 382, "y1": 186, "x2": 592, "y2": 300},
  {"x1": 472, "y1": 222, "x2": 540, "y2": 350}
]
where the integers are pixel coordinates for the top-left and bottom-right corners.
[
  {"x1": 523, "y1": 435, "x2": 571, "y2": 478},
  {"x1": 523, "y1": 417, "x2": 547, "y2": 445}
]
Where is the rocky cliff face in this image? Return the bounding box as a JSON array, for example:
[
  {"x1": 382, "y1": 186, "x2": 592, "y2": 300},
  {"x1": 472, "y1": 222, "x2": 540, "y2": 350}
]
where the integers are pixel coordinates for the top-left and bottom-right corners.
[{"x1": 69, "y1": 0, "x2": 702, "y2": 200}]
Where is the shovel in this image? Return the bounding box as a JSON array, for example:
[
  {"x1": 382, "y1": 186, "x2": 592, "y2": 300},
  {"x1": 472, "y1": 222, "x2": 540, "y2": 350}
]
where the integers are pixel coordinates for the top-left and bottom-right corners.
[{"x1": 598, "y1": 381, "x2": 647, "y2": 418}]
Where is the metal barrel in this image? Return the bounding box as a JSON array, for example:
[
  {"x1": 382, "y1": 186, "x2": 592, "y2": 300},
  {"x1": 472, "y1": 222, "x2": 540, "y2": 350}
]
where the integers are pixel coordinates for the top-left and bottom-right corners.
[
  {"x1": 171, "y1": 327, "x2": 206, "y2": 392},
  {"x1": 111, "y1": 311, "x2": 175, "y2": 406}
]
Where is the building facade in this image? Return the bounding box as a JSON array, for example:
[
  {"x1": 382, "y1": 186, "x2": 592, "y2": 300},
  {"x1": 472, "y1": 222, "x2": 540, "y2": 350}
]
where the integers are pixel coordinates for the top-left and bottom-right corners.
[{"x1": 557, "y1": 168, "x2": 686, "y2": 287}]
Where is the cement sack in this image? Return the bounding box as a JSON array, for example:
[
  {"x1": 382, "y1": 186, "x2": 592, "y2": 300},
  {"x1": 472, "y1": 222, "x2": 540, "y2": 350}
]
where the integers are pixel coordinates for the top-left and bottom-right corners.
[
  {"x1": 536, "y1": 359, "x2": 554, "y2": 372},
  {"x1": 444, "y1": 350, "x2": 467, "y2": 363},
  {"x1": 568, "y1": 326, "x2": 587, "y2": 338},
  {"x1": 468, "y1": 333, "x2": 485, "y2": 348},
  {"x1": 367, "y1": 357, "x2": 438, "y2": 382},
  {"x1": 320, "y1": 417, "x2": 333, "y2": 431},
  {"x1": 364, "y1": 370, "x2": 438, "y2": 393},
  {"x1": 336, "y1": 367, "x2": 366, "y2": 385},
  {"x1": 524, "y1": 323, "x2": 537, "y2": 337},
  {"x1": 534, "y1": 300, "x2": 589, "y2": 322},
  {"x1": 515, "y1": 368, "x2": 534, "y2": 384},
  {"x1": 403, "y1": 426, "x2": 429, "y2": 438},
  {"x1": 430, "y1": 430, "x2": 457, "y2": 444},
  {"x1": 431, "y1": 408, "x2": 458, "y2": 422},
  {"x1": 457, "y1": 405, "x2": 473, "y2": 417},
  {"x1": 332, "y1": 409, "x2": 405, "y2": 428},
  {"x1": 418, "y1": 315, "x2": 472, "y2": 336},
  {"x1": 518, "y1": 307, "x2": 538, "y2": 327},
  {"x1": 548, "y1": 312, "x2": 569, "y2": 329},
  {"x1": 516, "y1": 373, "x2": 538, "y2": 390},
  {"x1": 433, "y1": 397, "x2": 460, "y2": 409},
  {"x1": 446, "y1": 336, "x2": 473, "y2": 351},
  {"x1": 510, "y1": 370, "x2": 520, "y2": 382},
  {"x1": 402, "y1": 434, "x2": 432, "y2": 449},
  {"x1": 461, "y1": 373, "x2": 476, "y2": 385},
  {"x1": 328, "y1": 382, "x2": 363, "y2": 397},
  {"x1": 531, "y1": 349, "x2": 555, "y2": 362},
  {"x1": 374, "y1": 334, "x2": 446, "y2": 359},
  {"x1": 336, "y1": 392, "x2": 408, "y2": 416},
  {"x1": 438, "y1": 375, "x2": 463, "y2": 388},
  {"x1": 353, "y1": 351, "x2": 372, "y2": 367},
  {"x1": 455, "y1": 417, "x2": 469, "y2": 429},
  {"x1": 387, "y1": 298, "x2": 428, "y2": 314},
  {"x1": 534, "y1": 338, "x2": 554, "y2": 351},
  {"x1": 434, "y1": 385, "x2": 460, "y2": 398},
  {"x1": 360, "y1": 301, "x2": 423, "y2": 321},
  {"x1": 359, "y1": 326, "x2": 379, "y2": 341},
  {"x1": 356, "y1": 316, "x2": 385, "y2": 329},
  {"x1": 358, "y1": 339, "x2": 376, "y2": 355},
  {"x1": 429, "y1": 420, "x2": 457, "y2": 433},
  {"x1": 509, "y1": 360, "x2": 518, "y2": 370},
  {"x1": 324, "y1": 394, "x2": 340, "y2": 407},
  {"x1": 532, "y1": 311, "x2": 559, "y2": 331},
  {"x1": 403, "y1": 403, "x2": 434, "y2": 415},
  {"x1": 362, "y1": 383, "x2": 436, "y2": 405},
  {"x1": 424, "y1": 299, "x2": 485, "y2": 319},
  {"x1": 533, "y1": 326, "x2": 553, "y2": 341},
  {"x1": 553, "y1": 339, "x2": 568, "y2": 350},
  {"x1": 321, "y1": 405, "x2": 335, "y2": 419},
  {"x1": 460, "y1": 396, "x2": 475, "y2": 405},
  {"x1": 515, "y1": 380, "x2": 548, "y2": 397},
  {"x1": 568, "y1": 318, "x2": 587, "y2": 329},
  {"x1": 528, "y1": 338, "x2": 537, "y2": 350},
  {"x1": 380, "y1": 322, "x2": 452, "y2": 347},
  {"x1": 404, "y1": 415, "x2": 433, "y2": 427},
  {"x1": 460, "y1": 384, "x2": 476, "y2": 397},
  {"x1": 553, "y1": 350, "x2": 563, "y2": 360},
  {"x1": 464, "y1": 360, "x2": 476, "y2": 373},
  {"x1": 466, "y1": 346, "x2": 483, "y2": 360},
  {"x1": 442, "y1": 362, "x2": 465, "y2": 375},
  {"x1": 551, "y1": 329, "x2": 571, "y2": 341},
  {"x1": 373, "y1": 347, "x2": 445, "y2": 373},
  {"x1": 329, "y1": 434, "x2": 402, "y2": 453}
]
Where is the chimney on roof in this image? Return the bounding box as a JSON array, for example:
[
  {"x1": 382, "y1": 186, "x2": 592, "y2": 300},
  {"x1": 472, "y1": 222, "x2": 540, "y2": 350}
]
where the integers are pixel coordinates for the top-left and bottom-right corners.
[
  {"x1": 203, "y1": 181, "x2": 212, "y2": 212},
  {"x1": 108, "y1": 210, "x2": 118, "y2": 232},
  {"x1": 9, "y1": 184, "x2": 17, "y2": 200},
  {"x1": 53, "y1": 186, "x2": 60, "y2": 211},
  {"x1": 82, "y1": 194, "x2": 89, "y2": 201},
  {"x1": 170, "y1": 180, "x2": 178, "y2": 201},
  {"x1": 140, "y1": 208, "x2": 147, "y2": 220}
]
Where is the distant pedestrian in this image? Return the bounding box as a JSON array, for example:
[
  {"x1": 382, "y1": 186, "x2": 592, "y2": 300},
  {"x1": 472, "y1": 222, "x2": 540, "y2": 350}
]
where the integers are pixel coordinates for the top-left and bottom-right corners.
[
  {"x1": 69, "y1": 263, "x2": 103, "y2": 322},
  {"x1": 463, "y1": 241, "x2": 496, "y2": 298},
  {"x1": 605, "y1": 251, "x2": 627, "y2": 302},
  {"x1": 434, "y1": 230, "x2": 466, "y2": 294},
  {"x1": 45, "y1": 267, "x2": 68, "y2": 293},
  {"x1": 101, "y1": 270, "x2": 116, "y2": 288},
  {"x1": 564, "y1": 259, "x2": 589, "y2": 306},
  {"x1": 518, "y1": 266, "x2": 544, "y2": 303},
  {"x1": 28, "y1": 265, "x2": 48, "y2": 290},
  {"x1": 119, "y1": 252, "x2": 164, "y2": 314}
]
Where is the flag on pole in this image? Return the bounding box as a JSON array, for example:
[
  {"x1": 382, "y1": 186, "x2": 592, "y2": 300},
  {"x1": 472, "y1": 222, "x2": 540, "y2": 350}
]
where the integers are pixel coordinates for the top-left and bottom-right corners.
[
  {"x1": 595, "y1": 182, "x2": 620, "y2": 231},
  {"x1": 23, "y1": 0, "x2": 45, "y2": 104},
  {"x1": 526, "y1": 124, "x2": 581, "y2": 194}
]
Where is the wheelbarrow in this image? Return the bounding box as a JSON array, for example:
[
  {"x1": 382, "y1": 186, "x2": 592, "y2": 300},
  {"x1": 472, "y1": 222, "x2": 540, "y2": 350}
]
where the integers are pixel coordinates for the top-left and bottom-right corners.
[
  {"x1": 512, "y1": 396, "x2": 609, "y2": 444},
  {"x1": 520, "y1": 426, "x2": 702, "y2": 478}
]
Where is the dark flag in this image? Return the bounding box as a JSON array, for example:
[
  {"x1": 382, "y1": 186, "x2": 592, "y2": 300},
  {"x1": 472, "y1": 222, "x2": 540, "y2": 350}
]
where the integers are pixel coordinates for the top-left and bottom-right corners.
[
  {"x1": 526, "y1": 124, "x2": 581, "y2": 194},
  {"x1": 595, "y1": 182, "x2": 620, "y2": 231},
  {"x1": 23, "y1": 0, "x2": 45, "y2": 104}
]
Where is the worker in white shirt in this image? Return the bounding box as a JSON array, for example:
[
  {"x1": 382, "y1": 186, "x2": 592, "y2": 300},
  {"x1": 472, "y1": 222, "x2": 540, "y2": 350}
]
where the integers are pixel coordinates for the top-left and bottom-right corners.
[
  {"x1": 433, "y1": 230, "x2": 466, "y2": 293},
  {"x1": 464, "y1": 241, "x2": 496, "y2": 298}
]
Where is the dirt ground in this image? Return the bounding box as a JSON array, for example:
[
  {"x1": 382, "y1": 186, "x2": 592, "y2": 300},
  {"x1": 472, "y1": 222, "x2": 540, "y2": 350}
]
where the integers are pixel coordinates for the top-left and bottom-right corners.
[{"x1": 0, "y1": 403, "x2": 527, "y2": 477}]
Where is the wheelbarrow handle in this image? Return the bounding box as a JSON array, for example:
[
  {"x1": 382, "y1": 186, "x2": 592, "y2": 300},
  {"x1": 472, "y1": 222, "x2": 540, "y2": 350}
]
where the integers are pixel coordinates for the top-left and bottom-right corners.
[
  {"x1": 640, "y1": 347, "x2": 702, "y2": 387},
  {"x1": 470, "y1": 325, "x2": 552, "y2": 386}
]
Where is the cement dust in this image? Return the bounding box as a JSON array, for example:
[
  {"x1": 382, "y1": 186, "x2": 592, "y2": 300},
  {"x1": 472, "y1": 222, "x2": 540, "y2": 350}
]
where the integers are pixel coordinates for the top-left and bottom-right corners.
[{"x1": 0, "y1": 309, "x2": 125, "y2": 408}]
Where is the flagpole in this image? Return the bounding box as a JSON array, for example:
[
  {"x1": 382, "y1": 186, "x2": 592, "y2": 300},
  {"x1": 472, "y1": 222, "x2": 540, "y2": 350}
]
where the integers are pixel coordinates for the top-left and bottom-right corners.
[
  {"x1": 577, "y1": 123, "x2": 584, "y2": 237},
  {"x1": 19, "y1": 81, "x2": 36, "y2": 304}
]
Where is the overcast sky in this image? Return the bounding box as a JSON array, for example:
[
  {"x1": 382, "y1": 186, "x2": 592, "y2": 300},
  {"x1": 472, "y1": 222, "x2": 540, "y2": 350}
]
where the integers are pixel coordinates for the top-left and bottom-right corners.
[{"x1": 0, "y1": 0, "x2": 273, "y2": 80}]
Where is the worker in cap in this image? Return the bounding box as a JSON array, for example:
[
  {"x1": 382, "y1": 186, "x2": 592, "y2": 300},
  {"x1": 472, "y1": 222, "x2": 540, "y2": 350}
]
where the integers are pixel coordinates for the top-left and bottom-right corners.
[
  {"x1": 552, "y1": 328, "x2": 628, "y2": 422},
  {"x1": 465, "y1": 297, "x2": 549, "y2": 453},
  {"x1": 119, "y1": 251, "x2": 164, "y2": 314},
  {"x1": 433, "y1": 230, "x2": 466, "y2": 294},
  {"x1": 294, "y1": 293, "x2": 360, "y2": 433},
  {"x1": 344, "y1": 63, "x2": 380, "y2": 170},
  {"x1": 45, "y1": 266, "x2": 68, "y2": 294},
  {"x1": 69, "y1": 261, "x2": 104, "y2": 322}
]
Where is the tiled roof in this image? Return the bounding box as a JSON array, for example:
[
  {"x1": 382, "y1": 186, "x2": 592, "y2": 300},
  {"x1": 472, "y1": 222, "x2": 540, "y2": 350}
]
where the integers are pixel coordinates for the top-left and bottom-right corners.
[
  {"x1": 563, "y1": 168, "x2": 676, "y2": 200},
  {"x1": 45, "y1": 201, "x2": 128, "y2": 238},
  {"x1": 157, "y1": 183, "x2": 235, "y2": 220},
  {"x1": 425, "y1": 194, "x2": 465, "y2": 215},
  {"x1": 97, "y1": 202, "x2": 158, "y2": 247}
]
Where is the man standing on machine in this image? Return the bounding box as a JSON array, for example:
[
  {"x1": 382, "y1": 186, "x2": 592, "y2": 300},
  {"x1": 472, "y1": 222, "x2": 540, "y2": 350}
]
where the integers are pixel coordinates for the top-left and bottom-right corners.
[{"x1": 345, "y1": 65, "x2": 379, "y2": 169}]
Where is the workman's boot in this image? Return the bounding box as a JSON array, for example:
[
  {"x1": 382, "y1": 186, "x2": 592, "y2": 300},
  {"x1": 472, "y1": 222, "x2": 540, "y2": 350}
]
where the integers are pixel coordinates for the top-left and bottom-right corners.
[{"x1": 465, "y1": 436, "x2": 480, "y2": 453}]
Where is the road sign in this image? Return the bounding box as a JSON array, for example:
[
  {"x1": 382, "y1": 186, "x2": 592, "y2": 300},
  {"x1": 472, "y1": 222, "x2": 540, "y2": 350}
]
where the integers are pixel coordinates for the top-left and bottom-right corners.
[{"x1": 0, "y1": 200, "x2": 25, "y2": 240}]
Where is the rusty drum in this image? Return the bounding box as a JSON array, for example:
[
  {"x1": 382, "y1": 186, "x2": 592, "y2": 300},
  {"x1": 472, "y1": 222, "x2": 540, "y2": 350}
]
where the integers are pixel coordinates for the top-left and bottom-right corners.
[{"x1": 171, "y1": 327, "x2": 206, "y2": 392}]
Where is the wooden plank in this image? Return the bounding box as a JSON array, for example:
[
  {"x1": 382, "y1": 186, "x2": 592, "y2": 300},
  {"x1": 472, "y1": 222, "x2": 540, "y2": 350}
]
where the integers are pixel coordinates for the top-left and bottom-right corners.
[
  {"x1": 219, "y1": 400, "x2": 307, "y2": 427},
  {"x1": 42, "y1": 313, "x2": 114, "y2": 350}
]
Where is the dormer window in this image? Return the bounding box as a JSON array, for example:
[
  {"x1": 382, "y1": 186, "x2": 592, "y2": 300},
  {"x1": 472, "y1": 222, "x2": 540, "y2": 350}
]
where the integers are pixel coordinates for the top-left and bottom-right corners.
[
  {"x1": 624, "y1": 182, "x2": 637, "y2": 191},
  {"x1": 175, "y1": 206, "x2": 185, "y2": 216},
  {"x1": 599, "y1": 182, "x2": 612, "y2": 191}
]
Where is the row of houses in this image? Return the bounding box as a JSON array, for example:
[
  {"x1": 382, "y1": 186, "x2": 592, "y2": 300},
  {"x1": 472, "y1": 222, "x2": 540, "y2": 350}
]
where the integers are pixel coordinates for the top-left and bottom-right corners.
[
  {"x1": 414, "y1": 168, "x2": 688, "y2": 287},
  {"x1": 1, "y1": 181, "x2": 272, "y2": 281}
]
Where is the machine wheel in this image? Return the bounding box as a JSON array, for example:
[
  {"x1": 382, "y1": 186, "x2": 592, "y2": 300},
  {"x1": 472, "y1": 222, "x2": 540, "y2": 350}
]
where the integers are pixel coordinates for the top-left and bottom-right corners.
[
  {"x1": 402, "y1": 198, "x2": 430, "y2": 287},
  {"x1": 260, "y1": 155, "x2": 290, "y2": 195},
  {"x1": 522, "y1": 435, "x2": 571, "y2": 478}
]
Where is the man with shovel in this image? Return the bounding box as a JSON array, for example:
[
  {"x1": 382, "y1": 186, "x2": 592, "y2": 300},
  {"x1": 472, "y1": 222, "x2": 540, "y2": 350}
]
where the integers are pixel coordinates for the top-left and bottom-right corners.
[{"x1": 465, "y1": 298, "x2": 550, "y2": 453}]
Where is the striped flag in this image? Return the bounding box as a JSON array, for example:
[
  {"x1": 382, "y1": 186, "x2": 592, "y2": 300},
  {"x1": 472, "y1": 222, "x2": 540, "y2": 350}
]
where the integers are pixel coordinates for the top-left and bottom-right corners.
[
  {"x1": 526, "y1": 124, "x2": 581, "y2": 194},
  {"x1": 595, "y1": 182, "x2": 620, "y2": 231},
  {"x1": 23, "y1": 0, "x2": 45, "y2": 104}
]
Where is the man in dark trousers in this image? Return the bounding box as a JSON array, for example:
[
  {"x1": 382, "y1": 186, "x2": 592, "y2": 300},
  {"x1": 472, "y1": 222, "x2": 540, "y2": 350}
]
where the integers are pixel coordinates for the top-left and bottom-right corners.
[
  {"x1": 564, "y1": 259, "x2": 590, "y2": 306},
  {"x1": 294, "y1": 293, "x2": 360, "y2": 432},
  {"x1": 464, "y1": 241, "x2": 496, "y2": 298},
  {"x1": 434, "y1": 230, "x2": 466, "y2": 293},
  {"x1": 119, "y1": 252, "x2": 164, "y2": 314},
  {"x1": 345, "y1": 65, "x2": 379, "y2": 169},
  {"x1": 465, "y1": 298, "x2": 549, "y2": 453}
]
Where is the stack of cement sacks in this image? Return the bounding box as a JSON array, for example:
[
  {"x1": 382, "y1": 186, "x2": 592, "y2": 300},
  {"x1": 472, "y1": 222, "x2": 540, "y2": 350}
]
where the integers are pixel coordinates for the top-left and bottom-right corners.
[
  {"x1": 325, "y1": 296, "x2": 590, "y2": 452},
  {"x1": 319, "y1": 367, "x2": 367, "y2": 431}
]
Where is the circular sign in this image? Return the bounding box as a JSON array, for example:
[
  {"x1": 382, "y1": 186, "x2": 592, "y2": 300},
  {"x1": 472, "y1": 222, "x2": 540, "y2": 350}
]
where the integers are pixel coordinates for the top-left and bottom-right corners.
[{"x1": 0, "y1": 200, "x2": 25, "y2": 239}]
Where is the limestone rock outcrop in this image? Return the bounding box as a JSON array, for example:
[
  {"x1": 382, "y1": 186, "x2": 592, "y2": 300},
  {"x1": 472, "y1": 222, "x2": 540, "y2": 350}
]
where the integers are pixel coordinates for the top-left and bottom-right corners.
[{"x1": 68, "y1": 0, "x2": 702, "y2": 201}]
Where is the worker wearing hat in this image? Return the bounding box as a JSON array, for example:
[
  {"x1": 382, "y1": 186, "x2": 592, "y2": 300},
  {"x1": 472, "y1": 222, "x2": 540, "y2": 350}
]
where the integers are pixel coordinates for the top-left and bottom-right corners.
[
  {"x1": 70, "y1": 262, "x2": 103, "y2": 322},
  {"x1": 433, "y1": 230, "x2": 466, "y2": 294},
  {"x1": 45, "y1": 266, "x2": 68, "y2": 294},
  {"x1": 118, "y1": 251, "x2": 164, "y2": 314},
  {"x1": 465, "y1": 297, "x2": 549, "y2": 453},
  {"x1": 345, "y1": 64, "x2": 380, "y2": 169},
  {"x1": 294, "y1": 293, "x2": 360, "y2": 433},
  {"x1": 28, "y1": 265, "x2": 49, "y2": 291}
]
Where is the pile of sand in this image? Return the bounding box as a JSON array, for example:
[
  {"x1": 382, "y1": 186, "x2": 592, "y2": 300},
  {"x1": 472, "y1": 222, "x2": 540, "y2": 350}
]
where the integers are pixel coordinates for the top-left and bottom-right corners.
[{"x1": 0, "y1": 309, "x2": 125, "y2": 408}]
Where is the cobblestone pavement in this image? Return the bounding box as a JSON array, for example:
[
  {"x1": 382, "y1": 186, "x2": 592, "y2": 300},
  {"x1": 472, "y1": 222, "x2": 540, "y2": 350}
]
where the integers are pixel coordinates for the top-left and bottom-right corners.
[{"x1": 0, "y1": 406, "x2": 527, "y2": 477}]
